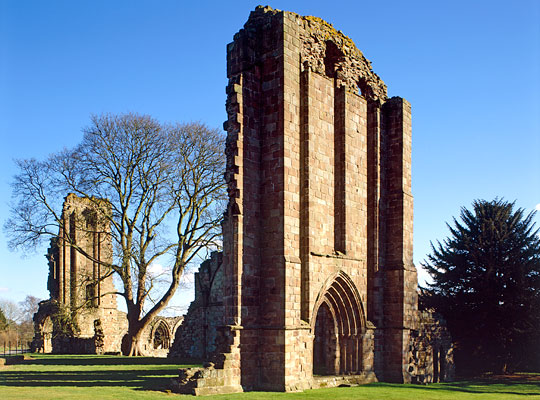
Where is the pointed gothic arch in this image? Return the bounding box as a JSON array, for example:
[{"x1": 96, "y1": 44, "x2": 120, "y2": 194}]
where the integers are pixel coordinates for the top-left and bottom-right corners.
[
  {"x1": 312, "y1": 271, "x2": 366, "y2": 375},
  {"x1": 152, "y1": 319, "x2": 171, "y2": 350}
]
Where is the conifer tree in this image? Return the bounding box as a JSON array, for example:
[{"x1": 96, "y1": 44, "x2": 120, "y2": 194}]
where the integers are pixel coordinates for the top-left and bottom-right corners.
[{"x1": 421, "y1": 199, "x2": 540, "y2": 374}]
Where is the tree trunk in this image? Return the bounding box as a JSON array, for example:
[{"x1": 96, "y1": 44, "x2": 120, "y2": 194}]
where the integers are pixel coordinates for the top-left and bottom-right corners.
[
  {"x1": 123, "y1": 319, "x2": 146, "y2": 356},
  {"x1": 126, "y1": 329, "x2": 144, "y2": 356}
]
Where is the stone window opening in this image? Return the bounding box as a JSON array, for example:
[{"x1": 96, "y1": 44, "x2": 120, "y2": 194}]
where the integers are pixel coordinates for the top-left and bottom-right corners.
[
  {"x1": 82, "y1": 208, "x2": 98, "y2": 231},
  {"x1": 85, "y1": 283, "x2": 97, "y2": 308},
  {"x1": 357, "y1": 81, "x2": 367, "y2": 98},
  {"x1": 433, "y1": 346, "x2": 445, "y2": 382},
  {"x1": 439, "y1": 347, "x2": 446, "y2": 380},
  {"x1": 323, "y1": 40, "x2": 344, "y2": 79},
  {"x1": 153, "y1": 321, "x2": 170, "y2": 350}
]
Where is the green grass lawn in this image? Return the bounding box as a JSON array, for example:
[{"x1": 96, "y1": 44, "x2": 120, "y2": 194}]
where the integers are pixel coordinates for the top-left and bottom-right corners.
[{"x1": 1, "y1": 354, "x2": 539, "y2": 399}]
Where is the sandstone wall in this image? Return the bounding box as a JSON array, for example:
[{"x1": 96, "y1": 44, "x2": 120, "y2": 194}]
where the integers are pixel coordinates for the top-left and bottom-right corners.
[
  {"x1": 409, "y1": 311, "x2": 455, "y2": 383},
  {"x1": 175, "y1": 6, "x2": 420, "y2": 393},
  {"x1": 169, "y1": 252, "x2": 224, "y2": 359},
  {"x1": 170, "y1": 6, "x2": 454, "y2": 394}
]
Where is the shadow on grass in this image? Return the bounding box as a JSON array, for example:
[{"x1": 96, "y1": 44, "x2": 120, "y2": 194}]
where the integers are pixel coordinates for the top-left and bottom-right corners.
[
  {"x1": 24, "y1": 355, "x2": 201, "y2": 366},
  {"x1": 372, "y1": 380, "x2": 540, "y2": 397},
  {"x1": 0, "y1": 355, "x2": 202, "y2": 393},
  {"x1": 0, "y1": 369, "x2": 182, "y2": 391},
  {"x1": 4, "y1": 355, "x2": 540, "y2": 397}
]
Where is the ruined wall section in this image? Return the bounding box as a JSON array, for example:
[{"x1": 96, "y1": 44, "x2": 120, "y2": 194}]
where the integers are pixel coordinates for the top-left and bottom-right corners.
[
  {"x1": 298, "y1": 62, "x2": 370, "y2": 319},
  {"x1": 169, "y1": 252, "x2": 224, "y2": 359},
  {"x1": 282, "y1": 10, "x2": 395, "y2": 388},
  {"x1": 48, "y1": 194, "x2": 116, "y2": 311},
  {"x1": 220, "y1": 6, "x2": 413, "y2": 390},
  {"x1": 35, "y1": 194, "x2": 125, "y2": 354},
  {"x1": 219, "y1": 7, "x2": 393, "y2": 390},
  {"x1": 409, "y1": 311, "x2": 454, "y2": 383},
  {"x1": 378, "y1": 98, "x2": 418, "y2": 382},
  {"x1": 297, "y1": 16, "x2": 386, "y2": 101},
  {"x1": 173, "y1": 6, "x2": 441, "y2": 394},
  {"x1": 224, "y1": 8, "x2": 293, "y2": 391},
  {"x1": 139, "y1": 316, "x2": 184, "y2": 357}
]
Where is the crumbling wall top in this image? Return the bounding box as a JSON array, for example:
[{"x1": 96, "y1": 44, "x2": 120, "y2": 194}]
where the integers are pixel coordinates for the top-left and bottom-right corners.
[
  {"x1": 245, "y1": 6, "x2": 388, "y2": 103},
  {"x1": 62, "y1": 193, "x2": 112, "y2": 226}
]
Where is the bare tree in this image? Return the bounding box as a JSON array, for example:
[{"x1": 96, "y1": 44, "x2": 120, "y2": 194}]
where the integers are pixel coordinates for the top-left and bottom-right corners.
[
  {"x1": 19, "y1": 295, "x2": 41, "y2": 322},
  {"x1": 0, "y1": 299, "x2": 23, "y2": 326},
  {"x1": 0, "y1": 299, "x2": 33, "y2": 345},
  {"x1": 5, "y1": 113, "x2": 226, "y2": 355}
]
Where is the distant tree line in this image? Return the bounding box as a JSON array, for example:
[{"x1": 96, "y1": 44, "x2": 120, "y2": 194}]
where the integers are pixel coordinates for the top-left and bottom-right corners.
[{"x1": 0, "y1": 295, "x2": 41, "y2": 347}]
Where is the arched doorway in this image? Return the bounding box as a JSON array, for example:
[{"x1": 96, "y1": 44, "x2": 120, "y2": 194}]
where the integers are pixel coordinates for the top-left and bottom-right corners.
[
  {"x1": 313, "y1": 301, "x2": 338, "y2": 375},
  {"x1": 312, "y1": 272, "x2": 364, "y2": 375},
  {"x1": 153, "y1": 321, "x2": 170, "y2": 350}
]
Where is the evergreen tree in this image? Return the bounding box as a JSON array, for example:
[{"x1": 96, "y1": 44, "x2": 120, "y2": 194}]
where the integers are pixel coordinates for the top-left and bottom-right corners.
[{"x1": 421, "y1": 199, "x2": 540, "y2": 374}]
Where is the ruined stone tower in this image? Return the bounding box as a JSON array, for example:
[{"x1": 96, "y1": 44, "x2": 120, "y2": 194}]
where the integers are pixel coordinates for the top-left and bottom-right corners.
[
  {"x1": 33, "y1": 194, "x2": 126, "y2": 353},
  {"x1": 223, "y1": 6, "x2": 416, "y2": 389},
  {"x1": 33, "y1": 194, "x2": 184, "y2": 355},
  {"x1": 171, "y1": 6, "x2": 453, "y2": 394},
  {"x1": 47, "y1": 194, "x2": 116, "y2": 314}
]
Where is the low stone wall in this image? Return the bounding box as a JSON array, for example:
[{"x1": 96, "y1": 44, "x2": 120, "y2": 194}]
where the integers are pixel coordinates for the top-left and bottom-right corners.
[
  {"x1": 52, "y1": 335, "x2": 98, "y2": 354},
  {"x1": 33, "y1": 299, "x2": 183, "y2": 356},
  {"x1": 171, "y1": 361, "x2": 242, "y2": 396},
  {"x1": 408, "y1": 311, "x2": 454, "y2": 383},
  {"x1": 311, "y1": 373, "x2": 378, "y2": 388},
  {"x1": 139, "y1": 316, "x2": 183, "y2": 357},
  {"x1": 172, "y1": 365, "x2": 378, "y2": 395}
]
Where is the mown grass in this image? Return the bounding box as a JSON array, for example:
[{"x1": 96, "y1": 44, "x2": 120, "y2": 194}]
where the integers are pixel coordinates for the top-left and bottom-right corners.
[{"x1": 0, "y1": 354, "x2": 539, "y2": 399}]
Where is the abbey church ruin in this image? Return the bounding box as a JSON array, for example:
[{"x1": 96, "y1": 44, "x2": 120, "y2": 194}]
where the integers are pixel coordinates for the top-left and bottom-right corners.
[
  {"x1": 32, "y1": 194, "x2": 182, "y2": 356},
  {"x1": 169, "y1": 7, "x2": 453, "y2": 394},
  {"x1": 33, "y1": 6, "x2": 452, "y2": 394}
]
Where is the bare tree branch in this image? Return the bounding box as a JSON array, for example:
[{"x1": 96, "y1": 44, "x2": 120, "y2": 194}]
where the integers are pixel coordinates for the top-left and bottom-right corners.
[{"x1": 4, "y1": 113, "x2": 226, "y2": 356}]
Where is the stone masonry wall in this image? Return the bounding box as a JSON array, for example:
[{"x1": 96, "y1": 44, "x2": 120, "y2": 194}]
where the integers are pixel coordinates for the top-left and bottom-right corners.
[
  {"x1": 36, "y1": 194, "x2": 124, "y2": 353},
  {"x1": 33, "y1": 194, "x2": 183, "y2": 357},
  {"x1": 173, "y1": 6, "x2": 453, "y2": 394},
  {"x1": 169, "y1": 252, "x2": 224, "y2": 359},
  {"x1": 409, "y1": 311, "x2": 455, "y2": 383}
]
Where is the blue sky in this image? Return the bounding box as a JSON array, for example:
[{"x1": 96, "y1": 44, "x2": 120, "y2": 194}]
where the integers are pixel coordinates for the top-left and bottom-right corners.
[{"x1": 1, "y1": 0, "x2": 539, "y2": 311}]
